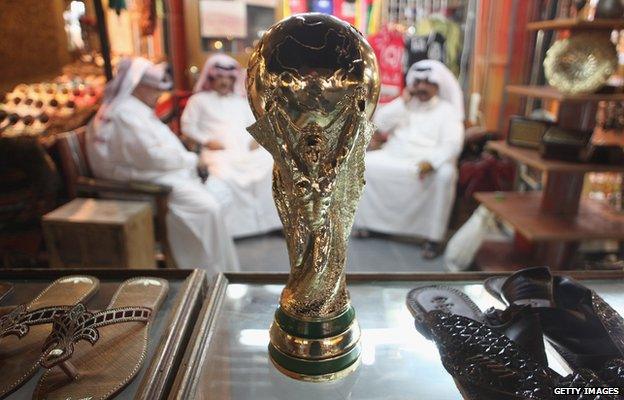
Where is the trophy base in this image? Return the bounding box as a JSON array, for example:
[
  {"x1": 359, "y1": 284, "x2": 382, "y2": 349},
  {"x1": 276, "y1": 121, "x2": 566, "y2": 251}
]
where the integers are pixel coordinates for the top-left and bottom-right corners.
[{"x1": 268, "y1": 306, "x2": 361, "y2": 382}]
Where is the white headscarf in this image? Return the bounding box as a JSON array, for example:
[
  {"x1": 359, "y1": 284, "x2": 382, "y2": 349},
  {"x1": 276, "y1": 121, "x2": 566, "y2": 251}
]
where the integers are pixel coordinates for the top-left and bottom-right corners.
[
  {"x1": 93, "y1": 57, "x2": 171, "y2": 126},
  {"x1": 406, "y1": 60, "x2": 465, "y2": 121},
  {"x1": 194, "y1": 53, "x2": 245, "y2": 95}
]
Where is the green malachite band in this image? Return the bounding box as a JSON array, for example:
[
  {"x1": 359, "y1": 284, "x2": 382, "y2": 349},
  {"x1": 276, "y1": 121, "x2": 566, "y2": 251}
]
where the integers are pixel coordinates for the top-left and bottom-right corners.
[
  {"x1": 274, "y1": 307, "x2": 355, "y2": 339},
  {"x1": 269, "y1": 343, "x2": 361, "y2": 376}
]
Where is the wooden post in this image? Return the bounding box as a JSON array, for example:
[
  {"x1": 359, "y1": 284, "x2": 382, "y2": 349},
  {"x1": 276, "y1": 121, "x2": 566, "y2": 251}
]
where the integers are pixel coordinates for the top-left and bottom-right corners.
[
  {"x1": 94, "y1": 0, "x2": 113, "y2": 81},
  {"x1": 540, "y1": 171, "x2": 585, "y2": 215},
  {"x1": 535, "y1": 241, "x2": 580, "y2": 270},
  {"x1": 537, "y1": 168, "x2": 585, "y2": 269},
  {"x1": 164, "y1": 0, "x2": 189, "y2": 91}
]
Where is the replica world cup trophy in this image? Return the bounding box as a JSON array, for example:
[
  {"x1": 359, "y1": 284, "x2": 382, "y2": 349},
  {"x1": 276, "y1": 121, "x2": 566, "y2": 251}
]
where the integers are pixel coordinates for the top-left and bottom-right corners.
[{"x1": 246, "y1": 13, "x2": 380, "y2": 381}]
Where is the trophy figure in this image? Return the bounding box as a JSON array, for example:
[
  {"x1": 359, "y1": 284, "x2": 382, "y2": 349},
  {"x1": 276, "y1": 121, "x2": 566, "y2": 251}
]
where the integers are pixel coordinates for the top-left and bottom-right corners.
[{"x1": 246, "y1": 13, "x2": 380, "y2": 381}]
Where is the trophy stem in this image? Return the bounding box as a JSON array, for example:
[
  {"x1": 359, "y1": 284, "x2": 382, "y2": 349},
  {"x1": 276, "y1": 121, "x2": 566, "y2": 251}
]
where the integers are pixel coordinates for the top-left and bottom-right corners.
[{"x1": 268, "y1": 306, "x2": 362, "y2": 381}]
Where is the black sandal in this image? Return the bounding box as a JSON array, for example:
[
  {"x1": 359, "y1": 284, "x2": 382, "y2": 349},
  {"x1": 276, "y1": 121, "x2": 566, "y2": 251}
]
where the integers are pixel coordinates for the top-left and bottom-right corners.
[
  {"x1": 485, "y1": 267, "x2": 624, "y2": 388},
  {"x1": 406, "y1": 285, "x2": 619, "y2": 400}
]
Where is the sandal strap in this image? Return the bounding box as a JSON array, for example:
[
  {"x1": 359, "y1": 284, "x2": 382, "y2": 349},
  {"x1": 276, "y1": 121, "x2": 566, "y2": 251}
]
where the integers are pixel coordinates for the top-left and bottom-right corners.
[
  {"x1": 592, "y1": 292, "x2": 624, "y2": 356},
  {"x1": 0, "y1": 304, "x2": 72, "y2": 339},
  {"x1": 41, "y1": 303, "x2": 152, "y2": 369}
]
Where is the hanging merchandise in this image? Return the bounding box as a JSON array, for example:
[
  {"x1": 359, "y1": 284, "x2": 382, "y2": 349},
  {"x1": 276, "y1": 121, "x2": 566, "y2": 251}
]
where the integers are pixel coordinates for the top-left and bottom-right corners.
[
  {"x1": 310, "y1": 0, "x2": 333, "y2": 14},
  {"x1": 282, "y1": 0, "x2": 308, "y2": 16},
  {"x1": 368, "y1": 25, "x2": 404, "y2": 103},
  {"x1": 367, "y1": 0, "x2": 382, "y2": 35},
  {"x1": 354, "y1": 0, "x2": 373, "y2": 34},
  {"x1": 333, "y1": 0, "x2": 356, "y2": 25},
  {"x1": 138, "y1": 0, "x2": 157, "y2": 37},
  {"x1": 404, "y1": 16, "x2": 462, "y2": 76},
  {"x1": 109, "y1": 0, "x2": 127, "y2": 15}
]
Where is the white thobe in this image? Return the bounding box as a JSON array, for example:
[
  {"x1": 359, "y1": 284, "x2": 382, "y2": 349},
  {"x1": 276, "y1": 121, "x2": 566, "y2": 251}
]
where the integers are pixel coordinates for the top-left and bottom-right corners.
[
  {"x1": 354, "y1": 96, "x2": 464, "y2": 242},
  {"x1": 181, "y1": 91, "x2": 281, "y2": 238},
  {"x1": 87, "y1": 95, "x2": 239, "y2": 272}
]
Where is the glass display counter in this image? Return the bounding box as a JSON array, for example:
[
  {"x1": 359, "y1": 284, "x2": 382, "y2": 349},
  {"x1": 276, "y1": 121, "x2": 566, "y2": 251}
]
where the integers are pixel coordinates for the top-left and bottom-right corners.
[
  {"x1": 0, "y1": 268, "x2": 207, "y2": 400},
  {"x1": 171, "y1": 271, "x2": 624, "y2": 400}
]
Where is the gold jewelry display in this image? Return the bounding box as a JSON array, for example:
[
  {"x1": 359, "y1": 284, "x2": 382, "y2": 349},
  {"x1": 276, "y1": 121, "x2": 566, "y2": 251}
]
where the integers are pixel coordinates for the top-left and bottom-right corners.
[{"x1": 246, "y1": 13, "x2": 380, "y2": 381}]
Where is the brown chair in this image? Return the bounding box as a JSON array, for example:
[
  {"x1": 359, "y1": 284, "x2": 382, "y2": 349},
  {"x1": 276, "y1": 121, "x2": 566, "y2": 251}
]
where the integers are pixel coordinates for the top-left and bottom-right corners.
[
  {"x1": 55, "y1": 127, "x2": 176, "y2": 268},
  {"x1": 0, "y1": 136, "x2": 61, "y2": 267}
]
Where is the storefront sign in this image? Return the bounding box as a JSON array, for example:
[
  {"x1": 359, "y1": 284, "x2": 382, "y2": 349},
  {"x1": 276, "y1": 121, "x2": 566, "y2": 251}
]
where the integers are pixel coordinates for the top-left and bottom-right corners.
[
  {"x1": 246, "y1": 0, "x2": 277, "y2": 7},
  {"x1": 199, "y1": 0, "x2": 247, "y2": 38}
]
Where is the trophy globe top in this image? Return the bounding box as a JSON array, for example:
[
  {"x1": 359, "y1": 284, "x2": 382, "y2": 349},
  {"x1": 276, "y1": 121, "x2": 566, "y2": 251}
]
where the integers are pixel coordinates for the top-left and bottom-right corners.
[{"x1": 246, "y1": 13, "x2": 380, "y2": 129}]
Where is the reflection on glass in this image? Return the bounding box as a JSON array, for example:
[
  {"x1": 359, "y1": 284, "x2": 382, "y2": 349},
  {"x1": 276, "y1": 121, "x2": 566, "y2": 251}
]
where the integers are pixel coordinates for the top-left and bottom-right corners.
[
  {"x1": 197, "y1": 280, "x2": 624, "y2": 400},
  {"x1": 227, "y1": 284, "x2": 249, "y2": 300},
  {"x1": 268, "y1": 360, "x2": 361, "y2": 400}
]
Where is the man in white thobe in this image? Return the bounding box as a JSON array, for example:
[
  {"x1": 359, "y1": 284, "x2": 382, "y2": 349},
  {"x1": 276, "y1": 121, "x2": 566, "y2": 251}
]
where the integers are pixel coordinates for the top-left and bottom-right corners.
[
  {"x1": 355, "y1": 60, "x2": 465, "y2": 259},
  {"x1": 181, "y1": 54, "x2": 281, "y2": 238},
  {"x1": 86, "y1": 57, "x2": 239, "y2": 273}
]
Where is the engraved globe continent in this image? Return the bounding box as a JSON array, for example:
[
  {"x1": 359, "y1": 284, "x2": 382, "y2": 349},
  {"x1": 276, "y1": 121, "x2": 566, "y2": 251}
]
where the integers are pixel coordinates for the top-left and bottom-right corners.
[{"x1": 246, "y1": 13, "x2": 380, "y2": 129}]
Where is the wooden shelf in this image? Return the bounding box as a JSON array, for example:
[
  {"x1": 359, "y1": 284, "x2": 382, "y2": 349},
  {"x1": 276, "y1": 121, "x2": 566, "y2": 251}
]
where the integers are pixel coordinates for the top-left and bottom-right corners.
[
  {"x1": 527, "y1": 18, "x2": 624, "y2": 31},
  {"x1": 506, "y1": 85, "x2": 624, "y2": 102},
  {"x1": 475, "y1": 191, "x2": 624, "y2": 242},
  {"x1": 487, "y1": 141, "x2": 624, "y2": 173}
]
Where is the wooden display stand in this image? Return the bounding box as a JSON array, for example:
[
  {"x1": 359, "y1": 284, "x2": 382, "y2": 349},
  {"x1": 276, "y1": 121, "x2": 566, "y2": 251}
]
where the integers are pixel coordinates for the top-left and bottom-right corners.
[
  {"x1": 476, "y1": 141, "x2": 624, "y2": 270},
  {"x1": 475, "y1": 19, "x2": 624, "y2": 271},
  {"x1": 477, "y1": 107, "x2": 624, "y2": 271},
  {"x1": 43, "y1": 198, "x2": 156, "y2": 269}
]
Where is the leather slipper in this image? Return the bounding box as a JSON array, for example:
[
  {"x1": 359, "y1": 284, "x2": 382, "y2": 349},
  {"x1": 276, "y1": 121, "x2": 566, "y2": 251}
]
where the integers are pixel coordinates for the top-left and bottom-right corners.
[
  {"x1": 406, "y1": 285, "x2": 617, "y2": 400},
  {"x1": 484, "y1": 266, "x2": 554, "y2": 308},
  {"x1": 484, "y1": 266, "x2": 624, "y2": 386},
  {"x1": 0, "y1": 275, "x2": 100, "y2": 399},
  {"x1": 33, "y1": 277, "x2": 169, "y2": 400}
]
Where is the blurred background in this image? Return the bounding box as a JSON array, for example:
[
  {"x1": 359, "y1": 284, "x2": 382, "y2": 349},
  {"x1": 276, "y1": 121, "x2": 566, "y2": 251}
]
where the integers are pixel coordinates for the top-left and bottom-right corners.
[{"x1": 0, "y1": 0, "x2": 622, "y2": 273}]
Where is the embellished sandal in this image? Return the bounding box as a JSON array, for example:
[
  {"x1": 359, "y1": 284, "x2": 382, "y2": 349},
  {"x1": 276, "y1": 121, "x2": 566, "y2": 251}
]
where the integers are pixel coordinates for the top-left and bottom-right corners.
[
  {"x1": 0, "y1": 282, "x2": 12, "y2": 303},
  {"x1": 0, "y1": 275, "x2": 99, "y2": 399},
  {"x1": 33, "y1": 277, "x2": 169, "y2": 400},
  {"x1": 406, "y1": 285, "x2": 618, "y2": 400},
  {"x1": 484, "y1": 266, "x2": 624, "y2": 388}
]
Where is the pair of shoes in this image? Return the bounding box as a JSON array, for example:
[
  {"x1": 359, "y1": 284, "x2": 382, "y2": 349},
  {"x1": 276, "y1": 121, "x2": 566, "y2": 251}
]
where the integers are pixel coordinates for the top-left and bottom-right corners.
[
  {"x1": 406, "y1": 268, "x2": 624, "y2": 399},
  {"x1": 485, "y1": 267, "x2": 624, "y2": 390},
  {"x1": 421, "y1": 241, "x2": 441, "y2": 260},
  {"x1": 0, "y1": 275, "x2": 168, "y2": 400}
]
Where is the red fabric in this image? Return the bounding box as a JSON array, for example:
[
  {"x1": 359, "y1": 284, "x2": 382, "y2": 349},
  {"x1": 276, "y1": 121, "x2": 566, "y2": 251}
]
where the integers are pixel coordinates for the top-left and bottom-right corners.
[
  {"x1": 458, "y1": 153, "x2": 515, "y2": 198},
  {"x1": 139, "y1": 0, "x2": 157, "y2": 36},
  {"x1": 289, "y1": 0, "x2": 308, "y2": 14},
  {"x1": 155, "y1": 96, "x2": 173, "y2": 118},
  {"x1": 368, "y1": 26, "x2": 404, "y2": 104},
  {"x1": 333, "y1": 0, "x2": 356, "y2": 24}
]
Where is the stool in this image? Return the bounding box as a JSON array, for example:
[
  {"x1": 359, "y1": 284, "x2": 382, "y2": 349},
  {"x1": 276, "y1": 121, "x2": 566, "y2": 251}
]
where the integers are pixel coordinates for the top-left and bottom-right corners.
[{"x1": 42, "y1": 198, "x2": 156, "y2": 269}]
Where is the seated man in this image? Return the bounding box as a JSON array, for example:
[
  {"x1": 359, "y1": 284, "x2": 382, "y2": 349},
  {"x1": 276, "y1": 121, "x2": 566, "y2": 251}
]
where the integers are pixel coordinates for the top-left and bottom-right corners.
[
  {"x1": 181, "y1": 54, "x2": 281, "y2": 238},
  {"x1": 355, "y1": 60, "x2": 465, "y2": 259},
  {"x1": 86, "y1": 57, "x2": 239, "y2": 273}
]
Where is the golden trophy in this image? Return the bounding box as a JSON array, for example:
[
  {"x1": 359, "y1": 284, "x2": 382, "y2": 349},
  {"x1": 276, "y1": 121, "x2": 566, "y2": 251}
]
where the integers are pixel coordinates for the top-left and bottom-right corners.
[{"x1": 246, "y1": 13, "x2": 380, "y2": 381}]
